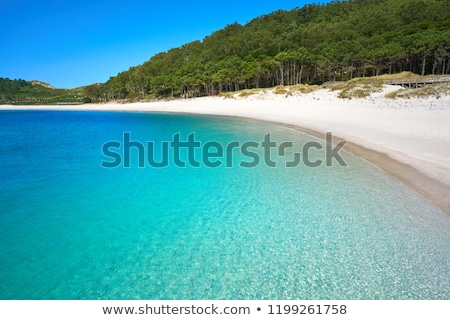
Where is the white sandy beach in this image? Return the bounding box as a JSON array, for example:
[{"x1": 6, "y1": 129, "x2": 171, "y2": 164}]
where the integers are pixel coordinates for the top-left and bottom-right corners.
[{"x1": 2, "y1": 85, "x2": 450, "y2": 212}]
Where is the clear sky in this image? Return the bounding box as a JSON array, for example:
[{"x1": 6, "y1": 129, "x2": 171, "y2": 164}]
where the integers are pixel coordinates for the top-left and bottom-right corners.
[{"x1": 0, "y1": 0, "x2": 326, "y2": 88}]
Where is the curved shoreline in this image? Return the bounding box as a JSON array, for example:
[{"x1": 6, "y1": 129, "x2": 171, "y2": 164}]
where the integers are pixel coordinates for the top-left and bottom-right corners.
[
  {"x1": 247, "y1": 118, "x2": 450, "y2": 216},
  {"x1": 2, "y1": 93, "x2": 450, "y2": 216},
  {"x1": 149, "y1": 111, "x2": 450, "y2": 216}
]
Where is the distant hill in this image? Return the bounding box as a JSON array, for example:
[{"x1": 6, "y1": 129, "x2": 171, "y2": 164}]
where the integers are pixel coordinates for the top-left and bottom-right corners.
[
  {"x1": 30, "y1": 80, "x2": 55, "y2": 90},
  {"x1": 0, "y1": 78, "x2": 86, "y2": 104}
]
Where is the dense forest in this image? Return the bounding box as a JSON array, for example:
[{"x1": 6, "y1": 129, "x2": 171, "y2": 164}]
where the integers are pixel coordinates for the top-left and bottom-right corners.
[
  {"x1": 2, "y1": 0, "x2": 450, "y2": 104},
  {"x1": 92, "y1": 0, "x2": 450, "y2": 100}
]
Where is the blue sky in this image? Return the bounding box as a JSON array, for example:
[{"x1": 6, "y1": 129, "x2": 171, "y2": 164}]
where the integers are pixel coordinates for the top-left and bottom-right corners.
[{"x1": 1, "y1": 0, "x2": 326, "y2": 88}]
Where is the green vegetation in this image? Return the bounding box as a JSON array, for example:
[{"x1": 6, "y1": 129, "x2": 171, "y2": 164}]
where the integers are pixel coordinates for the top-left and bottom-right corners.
[
  {"x1": 1, "y1": 0, "x2": 449, "y2": 103},
  {"x1": 94, "y1": 0, "x2": 449, "y2": 101},
  {"x1": 0, "y1": 78, "x2": 86, "y2": 104}
]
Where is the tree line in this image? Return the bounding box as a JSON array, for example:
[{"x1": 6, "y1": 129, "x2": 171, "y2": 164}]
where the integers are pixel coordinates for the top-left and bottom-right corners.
[
  {"x1": 88, "y1": 0, "x2": 449, "y2": 101},
  {"x1": 3, "y1": 0, "x2": 450, "y2": 103}
]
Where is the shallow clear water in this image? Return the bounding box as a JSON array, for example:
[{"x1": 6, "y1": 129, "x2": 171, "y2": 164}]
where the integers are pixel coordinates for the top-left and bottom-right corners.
[{"x1": 0, "y1": 110, "x2": 449, "y2": 299}]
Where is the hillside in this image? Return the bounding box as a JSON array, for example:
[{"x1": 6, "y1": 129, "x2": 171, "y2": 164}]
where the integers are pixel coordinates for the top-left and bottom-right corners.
[
  {"x1": 29, "y1": 80, "x2": 55, "y2": 90},
  {"x1": 2, "y1": 0, "x2": 450, "y2": 103},
  {"x1": 0, "y1": 78, "x2": 86, "y2": 104},
  {"x1": 89, "y1": 0, "x2": 449, "y2": 101}
]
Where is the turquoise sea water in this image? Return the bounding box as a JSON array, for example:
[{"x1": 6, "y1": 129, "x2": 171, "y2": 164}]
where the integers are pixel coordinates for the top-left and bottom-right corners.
[{"x1": 0, "y1": 110, "x2": 449, "y2": 300}]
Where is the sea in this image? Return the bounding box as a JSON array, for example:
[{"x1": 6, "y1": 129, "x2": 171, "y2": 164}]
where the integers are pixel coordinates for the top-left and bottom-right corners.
[{"x1": 0, "y1": 110, "x2": 449, "y2": 299}]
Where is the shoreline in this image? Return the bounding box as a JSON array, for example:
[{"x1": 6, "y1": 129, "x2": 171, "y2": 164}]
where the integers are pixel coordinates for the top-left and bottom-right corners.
[
  {"x1": 217, "y1": 115, "x2": 450, "y2": 215},
  {"x1": 2, "y1": 87, "x2": 450, "y2": 215}
]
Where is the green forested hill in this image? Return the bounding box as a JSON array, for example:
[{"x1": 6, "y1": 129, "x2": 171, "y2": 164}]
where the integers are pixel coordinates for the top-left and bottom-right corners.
[
  {"x1": 0, "y1": 78, "x2": 86, "y2": 104},
  {"x1": 94, "y1": 0, "x2": 449, "y2": 100},
  {"x1": 3, "y1": 0, "x2": 450, "y2": 103}
]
